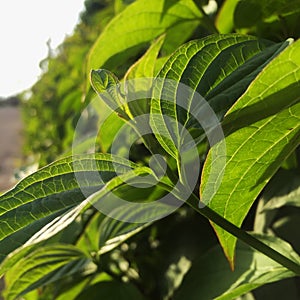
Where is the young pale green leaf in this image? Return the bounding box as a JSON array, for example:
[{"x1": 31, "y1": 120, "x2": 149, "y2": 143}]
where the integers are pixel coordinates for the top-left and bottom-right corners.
[
  {"x1": 125, "y1": 35, "x2": 166, "y2": 80},
  {"x1": 124, "y1": 35, "x2": 167, "y2": 118},
  {"x1": 90, "y1": 69, "x2": 130, "y2": 119},
  {"x1": 174, "y1": 235, "x2": 300, "y2": 300},
  {"x1": 201, "y1": 39, "x2": 300, "y2": 267},
  {"x1": 91, "y1": 69, "x2": 172, "y2": 160},
  {"x1": 215, "y1": 0, "x2": 239, "y2": 33},
  {"x1": 87, "y1": 0, "x2": 202, "y2": 75},
  {"x1": 0, "y1": 154, "x2": 141, "y2": 263},
  {"x1": 150, "y1": 34, "x2": 282, "y2": 160},
  {"x1": 3, "y1": 244, "x2": 92, "y2": 300},
  {"x1": 114, "y1": 0, "x2": 132, "y2": 14}
]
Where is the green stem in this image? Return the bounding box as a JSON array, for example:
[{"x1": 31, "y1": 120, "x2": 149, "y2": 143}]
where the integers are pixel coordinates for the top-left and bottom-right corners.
[{"x1": 187, "y1": 193, "x2": 300, "y2": 275}]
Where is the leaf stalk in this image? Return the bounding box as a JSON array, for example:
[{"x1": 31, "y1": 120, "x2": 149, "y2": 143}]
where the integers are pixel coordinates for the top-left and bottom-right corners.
[{"x1": 187, "y1": 193, "x2": 300, "y2": 275}]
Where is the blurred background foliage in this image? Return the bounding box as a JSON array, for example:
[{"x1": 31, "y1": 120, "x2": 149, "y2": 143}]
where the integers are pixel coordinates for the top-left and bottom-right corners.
[{"x1": 21, "y1": 0, "x2": 116, "y2": 165}]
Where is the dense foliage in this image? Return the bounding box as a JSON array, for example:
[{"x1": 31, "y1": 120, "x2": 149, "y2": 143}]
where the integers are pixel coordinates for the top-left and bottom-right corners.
[{"x1": 1, "y1": 0, "x2": 300, "y2": 299}]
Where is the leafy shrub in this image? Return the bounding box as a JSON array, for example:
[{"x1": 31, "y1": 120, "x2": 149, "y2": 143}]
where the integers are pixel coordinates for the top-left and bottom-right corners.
[{"x1": 1, "y1": 0, "x2": 300, "y2": 299}]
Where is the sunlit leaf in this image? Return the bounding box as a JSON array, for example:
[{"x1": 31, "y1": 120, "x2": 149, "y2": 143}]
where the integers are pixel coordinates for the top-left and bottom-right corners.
[
  {"x1": 215, "y1": 0, "x2": 239, "y2": 33},
  {"x1": 87, "y1": 0, "x2": 202, "y2": 76},
  {"x1": 150, "y1": 34, "x2": 283, "y2": 161},
  {"x1": 0, "y1": 154, "x2": 145, "y2": 262},
  {"x1": 201, "y1": 39, "x2": 300, "y2": 266},
  {"x1": 125, "y1": 35, "x2": 166, "y2": 80}
]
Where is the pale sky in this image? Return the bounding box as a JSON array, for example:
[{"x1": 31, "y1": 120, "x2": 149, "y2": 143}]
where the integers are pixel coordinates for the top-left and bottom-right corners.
[{"x1": 0, "y1": 0, "x2": 85, "y2": 98}]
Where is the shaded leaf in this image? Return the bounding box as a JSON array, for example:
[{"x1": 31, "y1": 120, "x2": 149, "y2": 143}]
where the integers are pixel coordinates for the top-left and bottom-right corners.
[
  {"x1": 174, "y1": 235, "x2": 300, "y2": 300},
  {"x1": 3, "y1": 244, "x2": 92, "y2": 300},
  {"x1": 98, "y1": 204, "x2": 169, "y2": 254},
  {"x1": 234, "y1": 0, "x2": 300, "y2": 40},
  {"x1": 75, "y1": 281, "x2": 145, "y2": 300},
  {"x1": 234, "y1": 0, "x2": 300, "y2": 29},
  {"x1": 263, "y1": 171, "x2": 300, "y2": 210},
  {"x1": 55, "y1": 273, "x2": 112, "y2": 300}
]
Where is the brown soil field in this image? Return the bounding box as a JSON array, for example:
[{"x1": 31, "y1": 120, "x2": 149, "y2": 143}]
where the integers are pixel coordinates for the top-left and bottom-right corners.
[{"x1": 0, "y1": 106, "x2": 23, "y2": 192}]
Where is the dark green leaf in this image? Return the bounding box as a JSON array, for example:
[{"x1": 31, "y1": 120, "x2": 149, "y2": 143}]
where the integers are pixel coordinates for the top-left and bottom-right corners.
[
  {"x1": 3, "y1": 244, "x2": 92, "y2": 300},
  {"x1": 75, "y1": 281, "x2": 145, "y2": 300},
  {"x1": 174, "y1": 235, "x2": 300, "y2": 300}
]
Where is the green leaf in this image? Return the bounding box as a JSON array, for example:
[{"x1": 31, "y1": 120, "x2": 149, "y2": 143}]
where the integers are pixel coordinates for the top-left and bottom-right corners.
[
  {"x1": 174, "y1": 235, "x2": 300, "y2": 300},
  {"x1": 150, "y1": 34, "x2": 279, "y2": 160},
  {"x1": 0, "y1": 167, "x2": 164, "y2": 279},
  {"x1": 98, "y1": 204, "x2": 169, "y2": 254},
  {"x1": 87, "y1": 0, "x2": 202, "y2": 75},
  {"x1": 91, "y1": 69, "x2": 172, "y2": 162},
  {"x1": 125, "y1": 35, "x2": 166, "y2": 80},
  {"x1": 124, "y1": 35, "x2": 168, "y2": 118},
  {"x1": 20, "y1": 167, "x2": 160, "y2": 250},
  {"x1": 90, "y1": 69, "x2": 129, "y2": 119},
  {"x1": 201, "y1": 39, "x2": 300, "y2": 267},
  {"x1": 3, "y1": 244, "x2": 92, "y2": 300},
  {"x1": 55, "y1": 273, "x2": 112, "y2": 300},
  {"x1": 114, "y1": 0, "x2": 135, "y2": 14},
  {"x1": 164, "y1": 256, "x2": 192, "y2": 299},
  {"x1": 75, "y1": 281, "x2": 145, "y2": 300},
  {"x1": 262, "y1": 170, "x2": 300, "y2": 211},
  {"x1": 71, "y1": 95, "x2": 126, "y2": 155},
  {"x1": 233, "y1": 0, "x2": 300, "y2": 39},
  {"x1": 77, "y1": 177, "x2": 174, "y2": 256},
  {"x1": 114, "y1": 37, "x2": 170, "y2": 158},
  {"x1": 19, "y1": 174, "x2": 171, "y2": 299},
  {"x1": 98, "y1": 111, "x2": 126, "y2": 153},
  {"x1": 234, "y1": 0, "x2": 300, "y2": 28},
  {"x1": 0, "y1": 154, "x2": 142, "y2": 263},
  {"x1": 215, "y1": 0, "x2": 240, "y2": 33}
]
